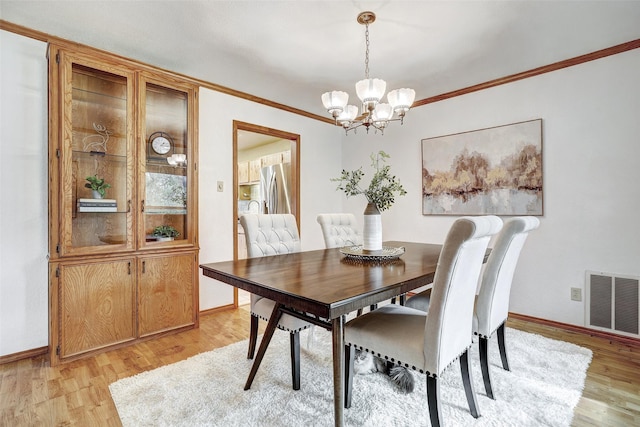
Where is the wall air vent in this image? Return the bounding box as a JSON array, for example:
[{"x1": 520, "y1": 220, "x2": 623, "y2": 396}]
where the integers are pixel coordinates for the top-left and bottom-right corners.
[{"x1": 586, "y1": 271, "x2": 640, "y2": 338}]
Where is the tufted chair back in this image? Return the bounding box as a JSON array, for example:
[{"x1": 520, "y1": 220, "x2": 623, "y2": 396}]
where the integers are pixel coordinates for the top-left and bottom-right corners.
[
  {"x1": 240, "y1": 213, "x2": 301, "y2": 258},
  {"x1": 240, "y1": 213, "x2": 301, "y2": 308},
  {"x1": 316, "y1": 213, "x2": 362, "y2": 249}
]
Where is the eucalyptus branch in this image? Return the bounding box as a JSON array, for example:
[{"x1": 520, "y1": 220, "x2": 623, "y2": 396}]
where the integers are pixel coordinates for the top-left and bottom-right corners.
[{"x1": 331, "y1": 151, "x2": 406, "y2": 211}]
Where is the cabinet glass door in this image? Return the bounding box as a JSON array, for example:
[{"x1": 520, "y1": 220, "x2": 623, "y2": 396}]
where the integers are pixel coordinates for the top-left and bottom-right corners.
[
  {"x1": 140, "y1": 77, "x2": 194, "y2": 248},
  {"x1": 59, "y1": 57, "x2": 134, "y2": 256}
]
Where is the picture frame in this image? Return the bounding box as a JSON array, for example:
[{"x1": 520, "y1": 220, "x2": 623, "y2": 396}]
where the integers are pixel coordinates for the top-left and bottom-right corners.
[{"x1": 421, "y1": 118, "x2": 543, "y2": 216}]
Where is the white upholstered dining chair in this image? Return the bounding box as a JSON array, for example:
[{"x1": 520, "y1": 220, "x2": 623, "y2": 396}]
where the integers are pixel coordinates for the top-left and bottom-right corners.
[
  {"x1": 239, "y1": 213, "x2": 313, "y2": 390},
  {"x1": 316, "y1": 213, "x2": 380, "y2": 315},
  {"x1": 316, "y1": 213, "x2": 363, "y2": 248},
  {"x1": 344, "y1": 216, "x2": 503, "y2": 427},
  {"x1": 405, "y1": 216, "x2": 539, "y2": 400}
]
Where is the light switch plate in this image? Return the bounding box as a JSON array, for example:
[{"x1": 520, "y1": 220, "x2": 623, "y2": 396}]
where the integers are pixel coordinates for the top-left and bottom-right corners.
[
  {"x1": 217, "y1": 181, "x2": 224, "y2": 192},
  {"x1": 571, "y1": 287, "x2": 582, "y2": 301}
]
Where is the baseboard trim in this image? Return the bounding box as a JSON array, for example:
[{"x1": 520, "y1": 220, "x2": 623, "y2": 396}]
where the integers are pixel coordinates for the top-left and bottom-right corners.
[
  {"x1": 0, "y1": 346, "x2": 48, "y2": 365},
  {"x1": 200, "y1": 303, "x2": 236, "y2": 317},
  {"x1": 508, "y1": 312, "x2": 640, "y2": 348}
]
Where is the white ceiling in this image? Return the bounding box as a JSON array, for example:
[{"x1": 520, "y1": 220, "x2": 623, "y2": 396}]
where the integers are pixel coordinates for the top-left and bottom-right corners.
[{"x1": 2, "y1": 1, "x2": 640, "y2": 116}]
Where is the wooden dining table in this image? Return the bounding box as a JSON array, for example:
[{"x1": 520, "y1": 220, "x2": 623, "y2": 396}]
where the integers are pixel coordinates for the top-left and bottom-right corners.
[{"x1": 200, "y1": 241, "x2": 444, "y2": 427}]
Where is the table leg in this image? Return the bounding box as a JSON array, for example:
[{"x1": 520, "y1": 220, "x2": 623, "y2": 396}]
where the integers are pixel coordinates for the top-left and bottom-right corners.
[
  {"x1": 332, "y1": 315, "x2": 345, "y2": 427},
  {"x1": 244, "y1": 302, "x2": 283, "y2": 390}
]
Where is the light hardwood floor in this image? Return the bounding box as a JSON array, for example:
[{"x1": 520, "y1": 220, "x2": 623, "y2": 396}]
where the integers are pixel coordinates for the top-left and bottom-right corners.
[{"x1": 1, "y1": 308, "x2": 638, "y2": 426}]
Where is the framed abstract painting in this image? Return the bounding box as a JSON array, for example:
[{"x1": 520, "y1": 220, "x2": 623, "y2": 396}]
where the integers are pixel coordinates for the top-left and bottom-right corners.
[{"x1": 422, "y1": 119, "x2": 543, "y2": 216}]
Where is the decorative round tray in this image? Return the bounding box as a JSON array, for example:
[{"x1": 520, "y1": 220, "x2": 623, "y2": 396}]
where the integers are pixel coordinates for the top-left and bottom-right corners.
[{"x1": 339, "y1": 245, "x2": 405, "y2": 261}]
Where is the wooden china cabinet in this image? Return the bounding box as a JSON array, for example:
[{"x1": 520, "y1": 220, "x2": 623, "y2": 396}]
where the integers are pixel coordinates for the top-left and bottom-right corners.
[{"x1": 48, "y1": 44, "x2": 199, "y2": 365}]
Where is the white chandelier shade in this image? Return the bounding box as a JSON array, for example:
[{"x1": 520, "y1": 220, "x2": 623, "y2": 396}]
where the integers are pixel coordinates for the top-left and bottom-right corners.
[
  {"x1": 321, "y1": 91, "x2": 349, "y2": 118},
  {"x1": 320, "y1": 11, "x2": 415, "y2": 135},
  {"x1": 338, "y1": 104, "x2": 359, "y2": 125},
  {"x1": 355, "y1": 78, "x2": 386, "y2": 104},
  {"x1": 387, "y1": 88, "x2": 416, "y2": 114}
]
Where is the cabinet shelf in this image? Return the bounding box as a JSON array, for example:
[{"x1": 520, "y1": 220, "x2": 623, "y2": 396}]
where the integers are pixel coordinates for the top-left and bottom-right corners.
[{"x1": 72, "y1": 150, "x2": 126, "y2": 162}]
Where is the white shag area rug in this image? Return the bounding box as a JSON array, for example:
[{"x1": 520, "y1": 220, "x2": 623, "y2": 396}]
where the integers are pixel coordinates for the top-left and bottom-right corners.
[{"x1": 109, "y1": 327, "x2": 592, "y2": 426}]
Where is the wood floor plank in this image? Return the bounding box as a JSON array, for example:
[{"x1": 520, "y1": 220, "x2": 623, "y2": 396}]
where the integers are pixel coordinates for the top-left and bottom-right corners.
[{"x1": 0, "y1": 308, "x2": 638, "y2": 426}]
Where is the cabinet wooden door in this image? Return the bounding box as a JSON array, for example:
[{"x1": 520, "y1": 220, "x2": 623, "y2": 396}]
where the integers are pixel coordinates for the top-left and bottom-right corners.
[
  {"x1": 54, "y1": 51, "x2": 135, "y2": 258},
  {"x1": 261, "y1": 152, "x2": 283, "y2": 167},
  {"x1": 57, "y1": 259, "x2": 136, "y2": 359},
  {"x1": 238, "y1": 162, "x2": 249, "y2": 184},
  {"x1": 249, "y1": 159, "x2": 261, "y2": 182},
  {"x1": 138, "y1": 252, "x2": 197, "y2": 337},
  {"x1": 138, "y1": 72, "x2": 198, "y2": 250}
]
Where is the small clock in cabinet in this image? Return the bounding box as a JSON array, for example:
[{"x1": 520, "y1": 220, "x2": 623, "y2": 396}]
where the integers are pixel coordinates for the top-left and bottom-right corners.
[{"x1": 148, "y1": 131, "x2": 173, "y2": 159}]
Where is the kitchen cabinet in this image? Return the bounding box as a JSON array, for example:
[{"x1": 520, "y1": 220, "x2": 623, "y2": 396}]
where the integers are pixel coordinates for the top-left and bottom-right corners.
[
  {"x1": 238, "y1": 159, "x2": 261, "y2": 185},
  {"x1": 48, "y1": 44, "x2": 199, "y2": 365},
  {"x1": 249, "y1": 159, "x2": 261, "y2": 182},
  {"x1": 238, "y1": 161, "x2": 249, "y2": 184},
  {"x1": 261, "y1": 152, "x2": 283, "y2": 167}
]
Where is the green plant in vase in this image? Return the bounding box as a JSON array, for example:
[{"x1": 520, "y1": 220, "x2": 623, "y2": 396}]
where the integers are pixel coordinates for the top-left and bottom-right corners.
[
  {"x1": 331, "y1": 151, "x2": 406, "y2": 251},
  {"x1": 85, "y1": 175, "x2": 111, "y2": 198},
  {"x1": 152, "y1": 225, "x2": 180, "y2": 240},
  {"x1": 331, "y1": 151, "x2": 406, "y2": 211}
]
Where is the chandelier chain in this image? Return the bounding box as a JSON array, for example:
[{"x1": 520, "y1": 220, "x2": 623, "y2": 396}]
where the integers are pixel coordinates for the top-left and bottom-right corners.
[{"x1": 364, "y1": 23, "x2": 370, "y2": 79}]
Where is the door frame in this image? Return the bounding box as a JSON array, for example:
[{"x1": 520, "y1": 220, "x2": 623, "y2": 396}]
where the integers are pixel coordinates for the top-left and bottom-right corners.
[{"x1": 232, "y1": 120, "x2": 301, "y2": 261}]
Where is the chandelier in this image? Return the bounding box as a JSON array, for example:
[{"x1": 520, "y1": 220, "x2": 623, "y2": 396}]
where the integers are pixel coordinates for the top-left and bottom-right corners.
[{"x1": 321, "y1": 11, "x2": 415, "y2": 135}]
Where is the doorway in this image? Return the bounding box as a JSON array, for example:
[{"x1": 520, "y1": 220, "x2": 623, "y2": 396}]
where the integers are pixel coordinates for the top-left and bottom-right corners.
[{"x1": 233, "y1": 121, "x2": 300, "y2": 306}]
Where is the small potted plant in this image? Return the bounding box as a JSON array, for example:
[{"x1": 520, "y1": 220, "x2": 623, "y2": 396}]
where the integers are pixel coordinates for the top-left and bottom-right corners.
[
  {"x1": 152, "y1": 225, "x2": 180, "y2": 241},
  {"x1": 332, "y1": 151, "x2": 406, "y2": 251},
  {"x1": 85, "y1": 175, "x2": 111, "y2": 199}
]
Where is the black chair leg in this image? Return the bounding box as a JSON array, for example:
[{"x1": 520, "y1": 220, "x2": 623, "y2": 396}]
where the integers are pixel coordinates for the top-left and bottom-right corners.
[
  {"x1": 399, "y1": 294, "x2": 406, "y2": 305},
  {"x1": 479, "y1": 336, "x2": 495, "y2": 399},
  {"x1": 460, "y1": 349, "x2": 481, "y2": 418},
  {"x1": 426, "y1": 376, "x2": 442, "y2": 427},
  {"x1": 290, "y1": 332, "x2": 300, "y2": 390},
  {"x1": 344, "y1": 345, "x2": 355, "y2": 408},
  {"x1": 247, "y1": 314, "x2": 258, "y2": 359},
  {"x1": 497, "y1": 323, "x2": 510, "y2": 371},
  {"x1": 369, "y1": 304, "x2": 377, "y2": 312}
]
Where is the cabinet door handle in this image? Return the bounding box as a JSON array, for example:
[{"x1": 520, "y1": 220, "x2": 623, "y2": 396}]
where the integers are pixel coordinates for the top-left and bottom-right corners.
[
  {"x1": 142, "y1": 260, "x2": 146, "y2": 273},
  {"x1": 127, "y1": 200, "x2": 131, "y2": 213},
  {"x1": 141, "y1": 200, "x2": 145, "y2": 212},
  {"x1": 127, "y1": 261, "x2": 131, "y2": 275}
]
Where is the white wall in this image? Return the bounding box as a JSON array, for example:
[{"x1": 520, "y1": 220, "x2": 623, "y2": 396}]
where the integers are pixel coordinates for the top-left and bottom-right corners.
[
  {"x1": 198, "y1": 88, "x2": 343, "y2": 310},
  {"x1": 0, "y1": 30, "x2": 49, "y2": 356},
  {"x1": 341, "y1": 48, "x2": 640, "y2": 327}
]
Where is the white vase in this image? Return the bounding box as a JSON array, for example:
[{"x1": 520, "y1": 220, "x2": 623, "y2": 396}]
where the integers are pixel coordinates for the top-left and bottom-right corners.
[
  {"x1": 91, "y1": 190, "x2": 103, "y2": 199},
  {"x1": 363, "y1": 202, "x2": 382, "y2": 252}
]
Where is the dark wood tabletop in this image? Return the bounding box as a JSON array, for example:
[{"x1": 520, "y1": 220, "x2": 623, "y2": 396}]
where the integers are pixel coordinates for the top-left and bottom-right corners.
[{"x1": 200, "y1": 241, "x2": 443, "y2": 319}]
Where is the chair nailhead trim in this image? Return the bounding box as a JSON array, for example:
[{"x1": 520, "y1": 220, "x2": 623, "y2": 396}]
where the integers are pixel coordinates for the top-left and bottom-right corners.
[
  {"x1": 251, "y1": 313, "x2": 311, "y2": 333},
  {"x1": 346, "y1": 342, "x2": 473, "y2": 377}
]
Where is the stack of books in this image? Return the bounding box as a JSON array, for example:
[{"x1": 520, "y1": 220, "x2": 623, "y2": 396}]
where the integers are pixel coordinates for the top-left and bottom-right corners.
[{"x1": 77, "y1": 198, "x2": 118, "y2": 212}]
